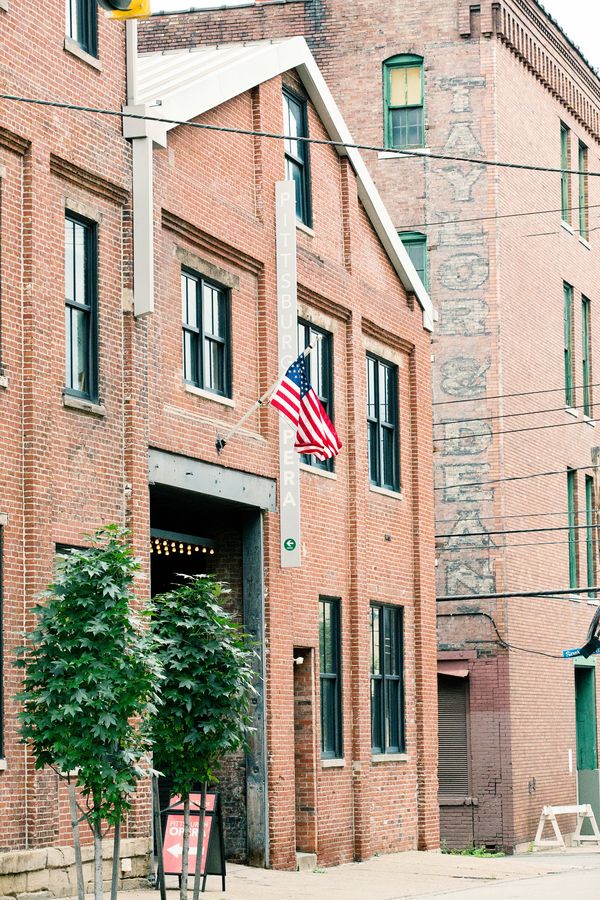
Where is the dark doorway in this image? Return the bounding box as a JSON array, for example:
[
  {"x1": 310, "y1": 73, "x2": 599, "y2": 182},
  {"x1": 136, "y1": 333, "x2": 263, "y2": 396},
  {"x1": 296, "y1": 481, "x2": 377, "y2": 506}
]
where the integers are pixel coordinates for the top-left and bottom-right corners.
[{"x1": 150, "y1": 484, "x2": 248, "y2": 861}]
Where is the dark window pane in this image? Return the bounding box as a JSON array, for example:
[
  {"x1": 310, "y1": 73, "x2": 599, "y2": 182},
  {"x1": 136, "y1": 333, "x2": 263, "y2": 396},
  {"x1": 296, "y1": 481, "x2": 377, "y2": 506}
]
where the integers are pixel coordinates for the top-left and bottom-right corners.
[
  {"x1": 367, "y1": 355, "x2": 399, "y2": 490},
  {"x1": 283, "y1": 89, "x2": 311, "y2": 226},
  {"x1": 65, "y1": 214, "x2": 95, "y2": 399},
  {"x1": 298, "y1": 320, "x2": 333, "y2": 471},
  {"x1": 319, "y1": 598, "x2": 342, "y2": 758},
  {"x1": 321, "y1": 678, "x2": 336, "y2": 754},
  {"x1": 385, "y1": 679, "x2": 400, "y2": 750},
  {"x1": 371, "y1": 678, "x2": 382, "y2": 751}
]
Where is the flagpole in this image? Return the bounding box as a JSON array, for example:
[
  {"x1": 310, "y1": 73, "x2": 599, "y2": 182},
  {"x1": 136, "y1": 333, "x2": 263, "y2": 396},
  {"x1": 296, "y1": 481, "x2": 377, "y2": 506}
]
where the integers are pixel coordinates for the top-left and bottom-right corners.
[{"x1": 215, "y1": 336, "x2": 322, "y2": 454}]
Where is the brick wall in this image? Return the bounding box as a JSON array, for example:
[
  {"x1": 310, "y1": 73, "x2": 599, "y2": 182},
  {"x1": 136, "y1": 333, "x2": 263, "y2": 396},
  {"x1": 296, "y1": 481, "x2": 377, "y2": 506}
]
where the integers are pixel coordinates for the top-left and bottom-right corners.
[
  {"x1": 0, "y1": 0, "x2": 438, "y2": 877},
  {"x1": 137, "y1": 0, "x2": 600, "y2": 851}
]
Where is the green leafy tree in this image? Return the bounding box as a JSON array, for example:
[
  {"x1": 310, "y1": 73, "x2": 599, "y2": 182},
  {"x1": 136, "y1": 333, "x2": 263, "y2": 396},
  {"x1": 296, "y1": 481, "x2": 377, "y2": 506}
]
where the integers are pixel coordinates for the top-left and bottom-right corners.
[
  {"x1": 16, "y1": 526, "x2": 161, "y2": 900},
  {"x1": 150, "y1": 575, "x2": 255, "y2": 900}
]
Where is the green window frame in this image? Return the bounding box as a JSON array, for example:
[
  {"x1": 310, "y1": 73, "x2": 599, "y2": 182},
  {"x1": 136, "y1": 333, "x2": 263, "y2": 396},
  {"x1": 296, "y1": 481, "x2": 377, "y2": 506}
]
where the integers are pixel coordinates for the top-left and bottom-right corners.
[
  {"x1": 568, "y1": 467, "x2": 578, "y2": 591},
  {"x1": 66, "y1": 0, "x2": 98, "y2": 57},
  {"x1": 181, "y1": 269, "x2": 231, "y2": 398},
  {"x1": 370, "y1": 603, "x2": 404, "y2": 755},
  {"x1": 298, "y1": 320, "x2": 334, "y2": 472},
  {"x1": 586, "y1": 475, "x2": 596, "y2": 597},
  {"x1": 399, "y1": 232, "x2": 428, "y2": 290},
  {"x1": 319, "y1": 597, "x2": 342, "y2": 759},
  {"x1": 384, "y1": 55, "x2": 424, "y2": 149},
  {"x1": 564, "y1": 282, "x2": 574, "y2": 409},
  {"x1": 579, "y1": 141, "x2": 589, "y2": 239},
  {"x1": 561, "y1": 122, "x2": 570, "y2": 223},
  {"x1": 367, "y1": 354, "x2": 400, "y2": 491},
  {"x1": 283, "y1": 87, "x2": 312, "y2": 227},
  {"x1": 65, "y1": 213, "x2": 98, "y2": 402},
  {"x1": 582, "y1": 296, "x2": 592, "y2": 417}
]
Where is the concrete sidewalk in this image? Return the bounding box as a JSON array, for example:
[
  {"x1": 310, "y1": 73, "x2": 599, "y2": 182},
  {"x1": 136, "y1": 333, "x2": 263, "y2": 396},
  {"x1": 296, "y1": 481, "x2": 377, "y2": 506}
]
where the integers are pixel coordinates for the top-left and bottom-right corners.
[{"x1": 119, "y1": 847, "x2": 600, "y2": 899}]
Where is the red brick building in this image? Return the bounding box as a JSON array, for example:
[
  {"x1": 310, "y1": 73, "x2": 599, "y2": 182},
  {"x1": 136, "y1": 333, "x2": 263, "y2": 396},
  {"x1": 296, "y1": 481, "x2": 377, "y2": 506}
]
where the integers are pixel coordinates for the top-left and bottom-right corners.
[
  {"x1": 0, "y1": 1, "x2": 438, "y2": 887},
  {"x1": 139, "y1": 0, "x2": 600, "y2": 852}
]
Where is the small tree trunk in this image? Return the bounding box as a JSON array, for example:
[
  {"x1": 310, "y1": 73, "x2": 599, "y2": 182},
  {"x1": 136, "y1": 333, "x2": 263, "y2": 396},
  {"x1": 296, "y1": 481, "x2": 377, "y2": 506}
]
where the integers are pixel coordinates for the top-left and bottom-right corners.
[
  {"x1": 110, "y1": 819, "x2": 121, "y2": 900},
  {"x1": 180, "y1": 795, "x2": 190, "y2": 900},
  {"x1": 153, "y1": 775, "x2": 167, "y2": 900},
  {"x1": 192, "y1": 782, "x2": 208, "y2": 900},
  {"x1": 93, "y1": 818, "x2": 103, "y2": 900},
  {"x1": 67, "y1": 782, "x2": 85, "y2": 900}
]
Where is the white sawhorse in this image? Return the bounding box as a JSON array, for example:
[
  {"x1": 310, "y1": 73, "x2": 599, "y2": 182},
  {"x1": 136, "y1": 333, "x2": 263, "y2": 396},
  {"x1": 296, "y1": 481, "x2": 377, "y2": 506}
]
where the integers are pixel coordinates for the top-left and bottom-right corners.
[{"x1": 533, "y1": 804, "x2": 600, "y2": 850}]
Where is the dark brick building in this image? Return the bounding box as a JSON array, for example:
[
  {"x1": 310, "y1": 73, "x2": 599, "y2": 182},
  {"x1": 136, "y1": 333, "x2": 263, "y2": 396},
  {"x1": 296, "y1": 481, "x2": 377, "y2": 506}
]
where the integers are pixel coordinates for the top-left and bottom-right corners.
[
  {"x1": 139, "y1": 0, "x2": 600, "y2": 852},
  {"x1": 0, "y1": 1, "x2": 438, "y2": 889}
]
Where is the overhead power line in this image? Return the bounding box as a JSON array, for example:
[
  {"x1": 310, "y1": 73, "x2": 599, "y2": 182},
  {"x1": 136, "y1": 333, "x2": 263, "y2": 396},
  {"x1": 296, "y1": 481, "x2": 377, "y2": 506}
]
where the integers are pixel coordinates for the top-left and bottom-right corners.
[
  {"x1": 433, "y1": 379, "x2": 599, "y2": 407},
  {"x1": 433, "y1": 400, "x2": 597, "y2": 427},
  {"x1": 437, "y1": 585, "x2": 600, "y2": 601},
  {"x1": 436, "y1": 522, "x2": 595, "y2": 539},
  {"x1": 433, "y1": 464, "x2": 598, "y2": 491},
  {"x1": 435, "y1": 507, "x2": 590, "y2": 525},
  {"x1": 0, "y1": 92, "x2": 599, "y2": 178},
  {"x1": 437, "y1": 610, "x2": 563, "y2": 659},
  {"x1": 437, "y1": 536, "x2": 591, "y2": 552},
  {"x1": 433, "y1": 414, "x2": 595, "y2": 441},
  {"x1": 400, "y1": 201, "x2": 600, "y2": 231}
]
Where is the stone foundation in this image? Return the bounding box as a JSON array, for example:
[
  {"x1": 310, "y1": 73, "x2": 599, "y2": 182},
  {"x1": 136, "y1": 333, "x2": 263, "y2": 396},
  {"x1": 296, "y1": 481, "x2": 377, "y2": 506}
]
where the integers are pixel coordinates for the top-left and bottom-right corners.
[{"x1": 0, "y1": 838, "x2": 151, "y2": 899}]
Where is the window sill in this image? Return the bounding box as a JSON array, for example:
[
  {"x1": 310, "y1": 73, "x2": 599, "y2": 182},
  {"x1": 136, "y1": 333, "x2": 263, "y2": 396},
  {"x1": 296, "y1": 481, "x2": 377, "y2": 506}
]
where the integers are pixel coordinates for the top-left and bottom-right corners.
[
  {"x1": 321, "y1": 758, "x2": 345, "y2": 768},
  {"x1": 439, "y1": 795, "x2": 478, "y2": 807},
  {"x1": 0, "y1": 373, "x2": 8, "y2": 389},
  {"x1": 64, "y1": 37, "x2": 102, "y2": 72},
  {"x1": 0, "y1": 759, "x2": 7, "y2": 772},
  {"x1": 583, "y1": 416, "x2": 596, "y2": 427},
  {"x1": 63, "y1": 393, "x2": 106, "y2": 417},
  {"x1": 371, "y1": 753, "x2": 408, "y2": 763},
  {"x1": 369, "y1": 484, "x2": 403, "y2": 500},
  {"x1": 299, "y1": 462, "x2": 336, "y2": 480},
  {"x1": 579, "y1": 236, "x2": 592, "y2": 250},
  {"x1": 378, "y1": 148, "x2": 431, "y2": 159},
  {"x1": 560, "y1": 219, "x2": 574, "y2": 234},
  {"x1": 184, "y1": 383, "x2": 235, "y2": 408},
  {"x1": 568, "y1": 593, "x2": 583, "y2": 602},
  {"x1": 296, "y1": 220, "x2": 315, "y2": 237},
  {"x1": 0, "y1": 0, "x2": 8, "y2": 11},
  {"x1": 565, "y1": 406, "x2": 579, "y2": 418}
]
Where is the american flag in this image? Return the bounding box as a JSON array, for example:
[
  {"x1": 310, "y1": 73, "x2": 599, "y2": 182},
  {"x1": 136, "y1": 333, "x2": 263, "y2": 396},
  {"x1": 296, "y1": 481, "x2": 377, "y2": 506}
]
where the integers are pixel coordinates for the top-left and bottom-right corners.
[{"x1": 270, "y1": 353, "x2": 342, "y2": 460}]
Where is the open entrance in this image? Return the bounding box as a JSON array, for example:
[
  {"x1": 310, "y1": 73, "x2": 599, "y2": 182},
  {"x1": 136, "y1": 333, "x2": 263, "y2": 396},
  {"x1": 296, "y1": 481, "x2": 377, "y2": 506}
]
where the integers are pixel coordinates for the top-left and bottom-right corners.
[
  {"x1": 575, "y1": 662, "x2": 600, "y2": 834},
  {"x1": 148, "y1": 446, "x2": 275, "y2": 868},
  {"x1": 151, "y1": 484, "x2": 248, "y2": 860}
]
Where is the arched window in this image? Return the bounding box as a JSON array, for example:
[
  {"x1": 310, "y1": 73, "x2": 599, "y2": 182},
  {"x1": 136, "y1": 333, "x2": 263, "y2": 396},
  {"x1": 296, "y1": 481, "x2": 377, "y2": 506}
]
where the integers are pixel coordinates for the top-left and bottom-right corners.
[{"x1": 383, "y1": 55, "x2": 424, "y2": 148}]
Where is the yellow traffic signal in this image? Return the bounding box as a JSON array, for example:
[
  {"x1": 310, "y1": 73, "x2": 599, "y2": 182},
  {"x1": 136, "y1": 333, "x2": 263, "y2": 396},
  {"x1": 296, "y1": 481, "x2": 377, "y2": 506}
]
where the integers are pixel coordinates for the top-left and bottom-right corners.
[{"x1": 97, "y1": 0, "x2": 151, "y2": 20}]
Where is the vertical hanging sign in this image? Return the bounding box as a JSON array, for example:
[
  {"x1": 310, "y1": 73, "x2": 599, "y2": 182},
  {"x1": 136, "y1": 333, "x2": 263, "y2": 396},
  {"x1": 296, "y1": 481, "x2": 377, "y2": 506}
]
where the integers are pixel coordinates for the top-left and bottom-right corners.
[{"x1": 276, "y1": 181, "x2": 301, "y2": 568}]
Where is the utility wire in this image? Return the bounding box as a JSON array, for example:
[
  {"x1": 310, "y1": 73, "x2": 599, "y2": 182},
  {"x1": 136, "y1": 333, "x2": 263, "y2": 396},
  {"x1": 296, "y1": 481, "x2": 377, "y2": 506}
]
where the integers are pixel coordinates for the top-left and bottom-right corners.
[
  {"x1": 433, "y1": 399, "x2": 597, "y2": 427},
  {"x1": 435, "y1": 507, "x2": 590, "y2": 525},
  {"x1": 400, "y1": 201, "x2": 600, "y2": 231},
  {"x1": 437, "y1": 611, "x2": 564, "y2": 659},
  {"x1": 0, "y1": 92, "x2": 599, "y2": 178},
  {"x1": 437, "y1": 536, "x2": 591, "y2": 552},
  {"x1": 437, "y1": 585, "x2": 600, "y2": 601},
  {"x1": 433, "y1": 414, "x2": 595, "y2": 441},
  {"x1": 436, "y1": 522, "x2": 596, "y2": 539},
  {"x1": 433, "y1": 463, "x2": 598, "y2": 491},
  {"x1": 433, "y1": 379, "x2": 599, "y2": 406}
]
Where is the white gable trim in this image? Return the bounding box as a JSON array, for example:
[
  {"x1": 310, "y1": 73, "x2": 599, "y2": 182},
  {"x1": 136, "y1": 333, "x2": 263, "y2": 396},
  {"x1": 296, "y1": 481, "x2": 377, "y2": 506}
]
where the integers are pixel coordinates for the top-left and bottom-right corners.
[{"x1": 124, "y1": 37, "x2": 433, "y2": 329}]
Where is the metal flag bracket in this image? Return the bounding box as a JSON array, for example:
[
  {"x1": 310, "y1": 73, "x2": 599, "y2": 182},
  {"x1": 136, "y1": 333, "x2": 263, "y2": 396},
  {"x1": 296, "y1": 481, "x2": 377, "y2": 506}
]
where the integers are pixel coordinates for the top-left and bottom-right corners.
[{"x1": 215, "y1": 335, "x2": 322, "y2": 455}]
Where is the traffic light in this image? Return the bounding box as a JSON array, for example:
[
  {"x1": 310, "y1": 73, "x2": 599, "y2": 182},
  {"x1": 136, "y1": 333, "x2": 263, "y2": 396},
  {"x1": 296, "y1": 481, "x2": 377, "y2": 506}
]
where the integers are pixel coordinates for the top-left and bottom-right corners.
[{"x1": 97, "y1": 0, "x2": 151, "y2": 19}]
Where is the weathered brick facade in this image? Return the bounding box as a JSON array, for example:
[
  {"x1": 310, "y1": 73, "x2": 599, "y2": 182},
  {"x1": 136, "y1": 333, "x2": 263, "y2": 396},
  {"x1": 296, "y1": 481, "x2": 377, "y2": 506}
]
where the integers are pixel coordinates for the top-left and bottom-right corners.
[
  {"x1": 0, "y1": 0, "x2": 438, "y2": 886},
  {"x1": 139, "y1": 0, "x2": 600, "y2": 852}
]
